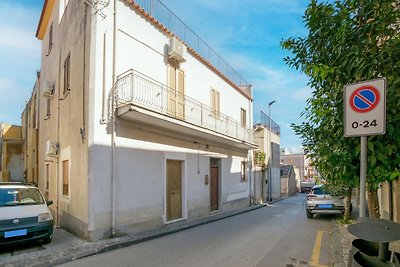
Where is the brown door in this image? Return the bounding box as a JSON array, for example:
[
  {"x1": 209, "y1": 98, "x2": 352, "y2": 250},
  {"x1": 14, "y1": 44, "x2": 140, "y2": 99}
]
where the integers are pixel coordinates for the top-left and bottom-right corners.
[
  {"x1": 210, "y1": 165, "x2": 219, "y2": 211},
  {"x1": 167, "y1": 66, "x2": 177, "y2": 116},
  {"x1": 167, "y1": 160, "x2": 182, "y2": 221},
  {"x1": 176, "y1": 69, "x2": 185, "y2": 119},
  {"x1": 167, "y1": 66, "x2": 185, "y2": 119}
]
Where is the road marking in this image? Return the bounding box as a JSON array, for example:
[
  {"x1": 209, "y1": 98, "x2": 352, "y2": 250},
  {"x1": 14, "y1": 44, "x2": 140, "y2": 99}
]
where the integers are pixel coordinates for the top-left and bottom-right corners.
[{"x1": 309, "y1": 230, "x2": 329, "y2": 267}]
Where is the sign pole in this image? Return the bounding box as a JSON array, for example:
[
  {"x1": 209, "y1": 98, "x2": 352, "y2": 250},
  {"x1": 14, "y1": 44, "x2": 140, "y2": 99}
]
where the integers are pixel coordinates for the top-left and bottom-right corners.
[{"x1": 359, "y1": 136, "x2": 367, "y2": 218}]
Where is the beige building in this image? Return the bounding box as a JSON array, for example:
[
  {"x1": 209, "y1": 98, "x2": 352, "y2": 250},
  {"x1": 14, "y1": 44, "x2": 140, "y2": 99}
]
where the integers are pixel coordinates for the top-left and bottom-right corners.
[
  {"x1": 253, "y1": 111, "x2": 281, "y2": 201},
  {"x1": 0, "y1": 123, "x2": 24, "y2": 182},
  {"x1": 27, "y1": 0, "x2": 256, "y2": 241},
  {"x1": 21, "y1": 75, "x2": 40, "y2": 187}
]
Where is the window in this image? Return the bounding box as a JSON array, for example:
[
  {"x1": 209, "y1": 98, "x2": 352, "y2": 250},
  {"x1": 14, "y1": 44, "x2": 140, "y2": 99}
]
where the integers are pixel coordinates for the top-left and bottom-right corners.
[
  {"x1": 45, "y1": 98, "x2": 51, "y2": 119},
  {"x1": 48, "y1": 22, "x2": 53, "y2": 54},
  {"x1": 211, "y1": 88, "x2": 220, "y2": 118},
  {"x1": 241, "y1": 108, "x2": 246, "y2": 127},
  {"x1": 63, "y1": 54, "x2": 71, "y2": 95},
  {"x1": 62, "y1": 160, "x2": 69, "y2": 196},
  {"x1": 45, "y1": 164, "x2": 49, "y2": 199},
  {"x1": 241, "y1": 161, "x2": 247, "y2": 181}
]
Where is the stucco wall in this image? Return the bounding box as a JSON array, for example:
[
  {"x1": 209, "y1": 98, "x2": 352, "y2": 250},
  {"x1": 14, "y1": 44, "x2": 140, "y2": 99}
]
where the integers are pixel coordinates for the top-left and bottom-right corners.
[{"x1": 85, "y1": 0, "x2": 252, "y2": 240}]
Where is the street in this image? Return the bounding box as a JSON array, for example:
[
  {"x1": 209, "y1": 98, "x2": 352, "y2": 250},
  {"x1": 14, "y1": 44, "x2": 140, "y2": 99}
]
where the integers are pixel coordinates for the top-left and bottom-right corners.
[{"x1": 60, "y1": 194, "x2": 343, "y2": 267}]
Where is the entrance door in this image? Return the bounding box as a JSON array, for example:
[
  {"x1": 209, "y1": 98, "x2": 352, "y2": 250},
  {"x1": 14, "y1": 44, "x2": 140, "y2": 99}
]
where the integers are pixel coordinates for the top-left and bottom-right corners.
[
  {"x1": 210, "y1": 160, "x2": 219, "y2": 211},
  {"x1": 166, "y1": 160, "x2": 182, "y2": 221}
]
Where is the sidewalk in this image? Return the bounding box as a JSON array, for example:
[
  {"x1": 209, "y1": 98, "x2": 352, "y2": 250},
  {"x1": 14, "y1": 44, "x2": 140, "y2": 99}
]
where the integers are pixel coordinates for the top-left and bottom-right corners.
[{"x1": 0, "y1": 204, "x2": 265, "y2": 267}]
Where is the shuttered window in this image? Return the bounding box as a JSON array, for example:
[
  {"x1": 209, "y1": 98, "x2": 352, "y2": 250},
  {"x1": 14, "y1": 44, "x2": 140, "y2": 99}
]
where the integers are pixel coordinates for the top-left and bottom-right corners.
[
  {"x1": 211, "y1": 88, "x2": 220, "y2": 118},
  {"x1": 241, "y1": 161, "x2": 247, "y2": 181},
  {"x1": 241, "y1": 108, "x2": 246, "y2": 128},
  {"x1": 63, "y1": 54, "x2": 71, "y2": 95},
  {"x1": 45, "y1": 164, "x2": 49, "y2": 199},
  {"x1": 62, "y1": 160, "x2": 69, "y2": 196}
]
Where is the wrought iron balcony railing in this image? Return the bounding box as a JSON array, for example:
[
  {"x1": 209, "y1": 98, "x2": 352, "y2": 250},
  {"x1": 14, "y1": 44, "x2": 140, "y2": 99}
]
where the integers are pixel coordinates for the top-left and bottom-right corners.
[{"x1": 110, "y1": 69, "x2": 252, "y2": 143}]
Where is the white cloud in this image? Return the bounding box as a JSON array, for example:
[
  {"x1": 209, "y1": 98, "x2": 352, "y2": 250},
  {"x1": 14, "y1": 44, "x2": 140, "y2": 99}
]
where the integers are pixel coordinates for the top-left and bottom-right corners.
[{"x1": 0, "y1": 25, "x2": 40, "y2": 53}]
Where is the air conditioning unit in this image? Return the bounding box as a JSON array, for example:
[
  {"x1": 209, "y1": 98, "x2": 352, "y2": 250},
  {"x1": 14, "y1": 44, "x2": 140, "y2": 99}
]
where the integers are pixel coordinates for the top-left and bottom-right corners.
[
  {"x1": 168, "y1": 37, "x2": 186, "y2": 62},
  {"x1": 45, "y1": 140, "x2": 58, "y2": 157},
  {"x1": 43, "y1": 82, "x2": 55, "y2": 98}
]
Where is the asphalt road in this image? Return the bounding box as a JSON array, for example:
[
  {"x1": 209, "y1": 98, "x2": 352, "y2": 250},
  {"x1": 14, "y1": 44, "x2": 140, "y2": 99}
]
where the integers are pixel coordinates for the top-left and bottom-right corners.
[{"x1": 60, "y1": 194, "x2": 343, "y2": 267}]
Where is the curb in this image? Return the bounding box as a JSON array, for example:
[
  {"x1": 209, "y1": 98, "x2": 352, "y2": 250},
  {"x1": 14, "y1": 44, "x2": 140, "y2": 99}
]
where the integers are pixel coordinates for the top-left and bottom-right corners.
[{"x1": 28, "y1": 204, "x2": 265, "y2": 266}]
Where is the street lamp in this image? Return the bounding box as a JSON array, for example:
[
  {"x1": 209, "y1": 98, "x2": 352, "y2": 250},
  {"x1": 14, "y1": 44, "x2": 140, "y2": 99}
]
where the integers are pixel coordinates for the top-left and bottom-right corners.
[{"x1": 268, "y1": 100, "x2": 276, "y2": 202}]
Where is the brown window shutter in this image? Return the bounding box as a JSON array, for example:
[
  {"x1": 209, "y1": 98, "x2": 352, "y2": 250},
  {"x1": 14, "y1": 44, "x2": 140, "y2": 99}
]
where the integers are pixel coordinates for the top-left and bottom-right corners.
[{"x1": 62, "y1": 160, "x2": 69, "y2": 196}]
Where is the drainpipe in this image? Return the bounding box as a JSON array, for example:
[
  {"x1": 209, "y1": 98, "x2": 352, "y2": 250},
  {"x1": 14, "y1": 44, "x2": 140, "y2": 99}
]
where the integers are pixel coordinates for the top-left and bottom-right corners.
[
  {"x1": 56, "y1": 47, "x2": 62, "y2": 228},
  {"x1": 111, "y1": 0, "x2": 117, "y2": 237},
  {"x1": 81, "y1": 2, "x2": 87, "y2": 143}
]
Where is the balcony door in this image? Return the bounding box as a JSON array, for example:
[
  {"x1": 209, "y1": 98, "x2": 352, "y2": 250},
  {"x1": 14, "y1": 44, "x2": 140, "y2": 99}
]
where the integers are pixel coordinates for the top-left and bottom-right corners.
[{"x1": 167, "y1": 66, "x2": 185, "y2": 119}]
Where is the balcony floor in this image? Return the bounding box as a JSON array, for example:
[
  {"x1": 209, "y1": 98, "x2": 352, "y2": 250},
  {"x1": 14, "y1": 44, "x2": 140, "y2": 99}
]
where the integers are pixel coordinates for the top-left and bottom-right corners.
[{"x1": 116, "y1": 103, "x2": 257, "y2": 152}]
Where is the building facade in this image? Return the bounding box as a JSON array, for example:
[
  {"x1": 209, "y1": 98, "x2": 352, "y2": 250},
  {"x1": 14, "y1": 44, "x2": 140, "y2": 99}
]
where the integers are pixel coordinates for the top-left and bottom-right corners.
[
  {"x1": 30, "y1": 0, "x2": 256, "y2": 240},
  {"x1": 0, "y1": 123, "x2": 24, "y2": 182},
  {"x1": 21, "y1": 75, "x2": 40, "y2": 186},
  {"x1": 253, "y1": 112, "x2": 281, "y2": 202}
]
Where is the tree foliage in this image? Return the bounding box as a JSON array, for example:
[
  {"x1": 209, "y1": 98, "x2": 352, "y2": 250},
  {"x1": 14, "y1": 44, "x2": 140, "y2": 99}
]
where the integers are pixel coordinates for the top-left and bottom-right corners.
[{"x1": 281, "y1": 0, "x2": 400, "y2": 215}]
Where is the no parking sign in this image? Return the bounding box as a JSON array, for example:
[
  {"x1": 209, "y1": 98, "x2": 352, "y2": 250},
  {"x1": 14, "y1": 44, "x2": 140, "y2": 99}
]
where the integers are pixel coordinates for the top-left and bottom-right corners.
[{"x1": 344, "y1": 78, "x2": 386, "y2": 137}]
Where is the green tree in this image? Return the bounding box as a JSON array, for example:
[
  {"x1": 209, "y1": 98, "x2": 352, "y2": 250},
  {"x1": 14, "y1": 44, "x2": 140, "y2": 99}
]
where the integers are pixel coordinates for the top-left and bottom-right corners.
[{"x1": 282, "y1": 0, "x2": 400, "y2": 219}]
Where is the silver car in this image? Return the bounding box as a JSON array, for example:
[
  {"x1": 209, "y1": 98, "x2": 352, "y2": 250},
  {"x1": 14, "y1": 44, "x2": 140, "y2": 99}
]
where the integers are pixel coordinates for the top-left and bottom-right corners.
[
  {"x1": 0, "y1": 182, "x2": 54, "y2": 247},
  {"x1": 306, "y1": 184, "x2": 346, "y2": 218}
]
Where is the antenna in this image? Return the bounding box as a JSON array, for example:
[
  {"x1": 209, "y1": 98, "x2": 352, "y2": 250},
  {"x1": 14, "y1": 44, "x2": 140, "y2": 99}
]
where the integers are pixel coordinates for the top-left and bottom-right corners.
[{"x1": 83, "y1": 0, "x2": 110, "y2": 19}]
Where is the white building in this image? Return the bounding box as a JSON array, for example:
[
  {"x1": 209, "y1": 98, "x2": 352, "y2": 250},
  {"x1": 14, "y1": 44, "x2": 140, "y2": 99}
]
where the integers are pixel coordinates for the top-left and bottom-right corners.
[{"x1": 32, "y1": 0, "x2": 256, "y2": 240}]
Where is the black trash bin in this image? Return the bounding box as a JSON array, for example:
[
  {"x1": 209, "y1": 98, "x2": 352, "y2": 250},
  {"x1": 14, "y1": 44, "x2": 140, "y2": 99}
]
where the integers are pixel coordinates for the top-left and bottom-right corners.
[
  {"x1": 352, "y1": 251, "x2": 394, "y2": 267},
  {"x1": 348, "y1": 239, "x2": 380, "y2": 267}
]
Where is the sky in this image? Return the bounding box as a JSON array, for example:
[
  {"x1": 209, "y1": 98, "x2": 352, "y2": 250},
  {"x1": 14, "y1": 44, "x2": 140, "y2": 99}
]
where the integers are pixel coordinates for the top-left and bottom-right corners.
[{"x1": 0, "y1": 0, "x2": 311, "y2": 153}]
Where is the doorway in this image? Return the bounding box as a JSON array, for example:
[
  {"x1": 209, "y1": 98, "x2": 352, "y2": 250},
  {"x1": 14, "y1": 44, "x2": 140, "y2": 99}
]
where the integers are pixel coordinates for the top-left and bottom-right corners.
[
  {"x1": 210, "y1": 158, "x2": 220, "y2": 211},
  {"x1": 166, "y1": 160, "x2": 183, "y2": 221}
]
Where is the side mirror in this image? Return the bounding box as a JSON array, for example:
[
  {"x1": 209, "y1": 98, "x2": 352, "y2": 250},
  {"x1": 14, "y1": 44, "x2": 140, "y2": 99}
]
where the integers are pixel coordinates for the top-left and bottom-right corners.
[{"x1": 47, "y1": 200, "x2": 54, "y2": 206}]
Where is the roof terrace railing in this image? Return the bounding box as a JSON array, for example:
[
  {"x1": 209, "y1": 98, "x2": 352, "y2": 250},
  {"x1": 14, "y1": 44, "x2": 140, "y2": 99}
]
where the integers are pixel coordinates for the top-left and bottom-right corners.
[
  {"x1": 255, "y1": 111, "x2": 281, "y2": 136},
  {"x1": 132, "y1": 0, "x2": 251, "y2": 90}
]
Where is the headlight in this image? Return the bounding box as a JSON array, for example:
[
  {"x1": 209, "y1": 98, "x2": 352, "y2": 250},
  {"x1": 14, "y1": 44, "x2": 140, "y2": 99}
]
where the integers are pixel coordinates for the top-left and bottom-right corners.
[{"x1": 38, "y1": 212, "x2": 53, "y2": 222}]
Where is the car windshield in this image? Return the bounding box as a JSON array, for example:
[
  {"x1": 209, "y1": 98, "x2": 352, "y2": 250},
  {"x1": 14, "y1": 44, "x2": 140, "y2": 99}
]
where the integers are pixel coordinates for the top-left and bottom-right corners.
[{"x1": 0, "y1": 187, "x2": 45, "y2": 207}]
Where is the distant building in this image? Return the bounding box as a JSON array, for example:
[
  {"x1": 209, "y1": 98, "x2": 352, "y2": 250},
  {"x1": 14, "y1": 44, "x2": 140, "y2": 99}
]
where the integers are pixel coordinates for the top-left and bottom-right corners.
[
  {"x1": 280, "y1": 164, "x2": 296, "y2": 197},
  {"x1": 253, "y1": 111, "x2": 281, "y2": 201},
  {"x1": 21, "y1": 76, "x2": 40, "y2": 187},
  {"x1": 0, "y1": 123, "x2": 24, "y2": 182}
]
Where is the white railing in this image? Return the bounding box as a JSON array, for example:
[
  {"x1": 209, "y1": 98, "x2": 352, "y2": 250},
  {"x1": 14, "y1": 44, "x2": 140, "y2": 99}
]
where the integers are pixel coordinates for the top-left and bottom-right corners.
[{"x1": 111, "y1": 69, "x2": 252, "y2": 143}]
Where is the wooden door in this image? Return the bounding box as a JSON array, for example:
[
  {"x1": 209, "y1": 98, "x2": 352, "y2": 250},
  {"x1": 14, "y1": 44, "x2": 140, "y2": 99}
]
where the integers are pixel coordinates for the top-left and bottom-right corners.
[
  {"x1": 167, "y1": 66, "x2": 185, "y2": 119},
  {"x1": 167, "y1": 66, "x2": 177, "y2": 116},
  {"x1": 167, "y1": 160, "x2": 182, "y2": 221},
  {"x1": 210, "y1": 165, "x2": 219, "y2": 211},
  {"x1": 176, "y1": 69, "x2": 185, "y2": 119}
]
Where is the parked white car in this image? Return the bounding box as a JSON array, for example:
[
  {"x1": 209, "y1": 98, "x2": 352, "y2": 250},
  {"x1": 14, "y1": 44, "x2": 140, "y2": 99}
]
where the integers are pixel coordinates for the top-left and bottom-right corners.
[
  {"x1": 306, "y1": 184, "x2": 348, "y2": 219},
  {"x1": 0, "y1": 183, "x2": 54, "y2": 247}
]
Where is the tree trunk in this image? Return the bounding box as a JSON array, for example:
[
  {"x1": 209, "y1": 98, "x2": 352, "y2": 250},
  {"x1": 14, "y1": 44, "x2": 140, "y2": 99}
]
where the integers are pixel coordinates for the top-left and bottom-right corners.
[
  {"x1": 343, "y1": 188, "x2": 352, "y2": 222},
  {"x1": 367, "y1": 188, "x2": 380, "y2": 218}
]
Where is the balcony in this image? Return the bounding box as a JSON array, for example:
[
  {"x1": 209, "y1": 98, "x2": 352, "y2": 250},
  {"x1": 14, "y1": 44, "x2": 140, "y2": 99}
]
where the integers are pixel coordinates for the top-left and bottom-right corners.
[{"x1": 110, "y1": 70, "x2": 256, "y2": 151}]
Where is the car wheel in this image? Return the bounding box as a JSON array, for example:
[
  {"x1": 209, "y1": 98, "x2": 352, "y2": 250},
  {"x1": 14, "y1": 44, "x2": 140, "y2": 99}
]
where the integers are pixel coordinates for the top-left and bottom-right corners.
[
  {"x1": 306, "y1": 210, "x2": 313, "y2": 219},
  {"x1": 42, "y1": 235, "x2": 52, "y2": 244}
]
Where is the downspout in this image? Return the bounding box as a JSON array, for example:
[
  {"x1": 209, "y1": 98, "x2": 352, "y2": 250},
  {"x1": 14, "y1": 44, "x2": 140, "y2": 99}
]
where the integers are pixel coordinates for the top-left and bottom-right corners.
[
  {"x1": 111, "y1": 0, "x2": 117, "y2": 237},
  {"x1": 56, "y1": 47, "x2": 62, "y2": 228},
  {"x1": 81, "y1": 2, "x2": 87, "y2": 143}
]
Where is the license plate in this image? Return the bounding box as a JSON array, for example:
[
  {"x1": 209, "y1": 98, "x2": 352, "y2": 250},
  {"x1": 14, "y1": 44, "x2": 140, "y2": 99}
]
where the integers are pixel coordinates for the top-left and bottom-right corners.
[
  {"x1": 4, "y1": 229, "x2": 27, "y2": 238},
  {"x1": 319, "y1": 204, "x2": 332, "y2": 209}
]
